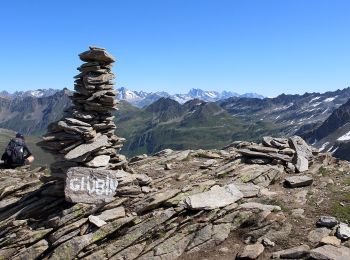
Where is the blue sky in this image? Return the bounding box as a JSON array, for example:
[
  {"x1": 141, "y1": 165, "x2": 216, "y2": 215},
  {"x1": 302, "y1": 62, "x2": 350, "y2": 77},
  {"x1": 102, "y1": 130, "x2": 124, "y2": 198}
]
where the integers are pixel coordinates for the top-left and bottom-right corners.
[{"x1": 1, "y1": 0, "x2": 350, "y2": 97}]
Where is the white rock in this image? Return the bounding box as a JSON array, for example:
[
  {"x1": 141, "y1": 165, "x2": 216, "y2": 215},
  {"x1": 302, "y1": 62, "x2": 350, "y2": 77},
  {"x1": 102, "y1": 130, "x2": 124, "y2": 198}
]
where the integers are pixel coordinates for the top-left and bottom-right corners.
[
  {"x1": 295, "y1": 155, "x2": 308, "y2": 173},
  {"x1": 262, "y1": 238, "x2": 275, "y2": 247},
  {"x1": 85, "y1": 155, "x2": 110, "y2": 167},
  {"x1": 336, "y1": 223, "x2": 350, "y2": 240},
  {"x1": 88, "y1": 215, "x2": 107, "y2": 227},
  {"x1": 141, "y1": 186, "x2": 151, "y2": 193}
]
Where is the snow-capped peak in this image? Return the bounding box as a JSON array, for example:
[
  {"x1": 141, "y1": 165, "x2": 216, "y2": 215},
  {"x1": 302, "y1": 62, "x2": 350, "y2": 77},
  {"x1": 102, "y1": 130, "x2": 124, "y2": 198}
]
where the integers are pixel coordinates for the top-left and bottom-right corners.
[{"x1": 116, "y1": 87, "x2": 264, "y2": 108}]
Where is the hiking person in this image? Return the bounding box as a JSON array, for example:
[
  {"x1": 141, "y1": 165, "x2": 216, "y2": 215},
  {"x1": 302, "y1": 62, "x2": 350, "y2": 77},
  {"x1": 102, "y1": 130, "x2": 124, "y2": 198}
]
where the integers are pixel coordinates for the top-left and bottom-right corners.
[{"x1": 1, "y1": 133, "x2": 35, "y2": 168}]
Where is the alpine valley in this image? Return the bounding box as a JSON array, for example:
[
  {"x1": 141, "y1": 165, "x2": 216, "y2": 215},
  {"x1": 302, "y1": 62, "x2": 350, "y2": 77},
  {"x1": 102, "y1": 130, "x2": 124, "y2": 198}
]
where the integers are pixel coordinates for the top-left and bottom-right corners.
[{"x1": 0, "y1": 87, "x2": 350, "y2": 160}]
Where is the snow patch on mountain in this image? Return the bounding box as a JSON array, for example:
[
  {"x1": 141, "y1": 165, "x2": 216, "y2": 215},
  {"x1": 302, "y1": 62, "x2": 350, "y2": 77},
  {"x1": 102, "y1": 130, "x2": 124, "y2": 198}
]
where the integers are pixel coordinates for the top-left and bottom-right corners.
[
  {"x1": 319, "y1": 142, "x2": 329, "y2": 152},
  {"x1": 310, "y1": 96, "x2": 321, "y2": 102},
  {"x1": 1, "y1": 89, "x2": 60, "y2": 99},
  {"x1": 324, "y1": 96, "x2": 337, "y2": 102},
  {"x1": 337, "y1": 131, "x2": 350, "y2": 141}
]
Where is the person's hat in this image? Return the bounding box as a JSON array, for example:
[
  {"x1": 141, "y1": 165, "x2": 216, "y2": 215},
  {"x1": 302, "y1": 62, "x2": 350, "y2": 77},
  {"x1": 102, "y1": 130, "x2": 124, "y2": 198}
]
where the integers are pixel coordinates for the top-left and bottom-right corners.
[{"x1": 16, "y1": 133, "x2": 24, "y2": 139}]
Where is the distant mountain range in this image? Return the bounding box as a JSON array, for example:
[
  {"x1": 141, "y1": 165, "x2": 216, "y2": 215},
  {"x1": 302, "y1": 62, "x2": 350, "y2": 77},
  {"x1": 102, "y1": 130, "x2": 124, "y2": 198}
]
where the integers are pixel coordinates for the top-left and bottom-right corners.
[
  {"x1": 116, "y1": 87, "x2": 265, "y2": 107},
  {"x1": 1, "y1": 87, "x2": 350, "y2": 159},
  {"x1": 1, "y1": 87, "x2": 264, "y2": 108},
  {"x1": 0, "y1": 88, "x2": 60, "y2": 99}
]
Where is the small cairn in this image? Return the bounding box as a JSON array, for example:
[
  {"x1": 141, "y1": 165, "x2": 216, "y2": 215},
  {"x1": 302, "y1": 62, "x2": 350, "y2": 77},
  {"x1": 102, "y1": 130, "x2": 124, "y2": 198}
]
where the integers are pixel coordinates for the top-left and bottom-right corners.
[
  {"x1": 39, "y1": 46, "x2": 127, "y2": 176},
  {"x1": 228, "y1": 136, "x2": 316, "y2": 173}
]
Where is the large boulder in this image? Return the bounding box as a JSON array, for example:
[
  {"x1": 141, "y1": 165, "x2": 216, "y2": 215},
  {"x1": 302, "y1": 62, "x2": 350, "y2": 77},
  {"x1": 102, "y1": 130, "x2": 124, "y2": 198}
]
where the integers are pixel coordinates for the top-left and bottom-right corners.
[{"x1": 64, "y1": 167, "x2": 119, "y2": 204}]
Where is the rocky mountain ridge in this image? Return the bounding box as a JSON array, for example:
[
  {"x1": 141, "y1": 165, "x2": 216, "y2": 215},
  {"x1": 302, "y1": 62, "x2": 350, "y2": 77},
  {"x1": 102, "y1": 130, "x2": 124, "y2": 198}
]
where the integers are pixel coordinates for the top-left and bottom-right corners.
[
  {"x1": 0, "y1": 89, "x2": 71, "y2": 135},
  {"x1": 0, "y1": 89, "x2": 60, "y2": 99},
  {"x1": 116, "y1": 87, "x2": 265, "y2": 108},
  {"x1": 1, "y1": 135, "x2": 350, "y2": 259}
]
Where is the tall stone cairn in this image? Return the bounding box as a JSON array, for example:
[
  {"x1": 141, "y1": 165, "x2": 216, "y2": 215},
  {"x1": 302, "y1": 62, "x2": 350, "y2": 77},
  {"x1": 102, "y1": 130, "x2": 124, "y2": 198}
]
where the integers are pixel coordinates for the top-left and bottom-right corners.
[{"x1": 39, "y1": 46, "x2": 126, "y2": 175}]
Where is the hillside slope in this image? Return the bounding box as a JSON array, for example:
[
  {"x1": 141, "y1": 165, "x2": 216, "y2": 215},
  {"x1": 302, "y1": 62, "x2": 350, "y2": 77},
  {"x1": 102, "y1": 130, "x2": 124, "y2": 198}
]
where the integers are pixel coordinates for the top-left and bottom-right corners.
[
  {"x1": 301, "y1": 99, "x2": 350, "y2": 160},
  {"x1": 0, "y1": 89, "x2": 71, "y2": 135},
  {"x1": 115, "y1": 98, "x2": 283, "y2": 156},
  {"x1": 219, "y1": 87, "x2": 350, "y2": 136}
]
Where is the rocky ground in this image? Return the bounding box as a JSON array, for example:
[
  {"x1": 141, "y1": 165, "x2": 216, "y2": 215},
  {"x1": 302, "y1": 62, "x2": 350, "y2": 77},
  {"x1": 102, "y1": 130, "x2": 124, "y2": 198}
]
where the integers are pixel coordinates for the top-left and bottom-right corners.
[{"x1": 1, "y1": 136, "x2": 350, "y2": 259}]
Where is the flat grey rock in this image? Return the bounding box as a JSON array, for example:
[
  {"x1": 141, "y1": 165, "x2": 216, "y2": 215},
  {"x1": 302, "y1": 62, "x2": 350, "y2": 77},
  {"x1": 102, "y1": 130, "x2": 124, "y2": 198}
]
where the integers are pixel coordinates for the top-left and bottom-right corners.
[
  {"x1": 97, "y1": 207, "x2": 125, "y2": 222},
  {"x1": 246, "y1": 158, "x2": 271, "y2": 165},
  {"x1": 285, "y1": 175, "x2": 313, "y2": 188},
  {"x1": 289, "y1": 135, "x2": 313, "y2": 160},
  {"x1": 184, "y1": 184, "x2": 243, "y2": 210},
  {"x1": 88, "y1": 215, "x2": 107, "y2": 227},
  {"x1": 309, "y1": 245, "x2": 350, "y2": 260},
  {"x1": 85, "y1": 155, "x2": 110, "y2": 168},
  {"x1": 235, "y1": 183, "x2": 261, "y2": 198},
  {"x1": 65, "y1": 135, "x2": 109, "y2": 161},
  {"x1": 272, "y1": 245, "x2": 310, "y2": 259},
  {"x1": 239, "y1": 202, "x2": 281, "y2": 212},
  {"x1": 246, "y1": 145, "x2": 279, "y2": 154},
  {"x1": 65, "y1": 118, "x2": 91, "y2": 127},
  {"x1": 295, "y1": 155, "x2": 308, "y2": 173}
]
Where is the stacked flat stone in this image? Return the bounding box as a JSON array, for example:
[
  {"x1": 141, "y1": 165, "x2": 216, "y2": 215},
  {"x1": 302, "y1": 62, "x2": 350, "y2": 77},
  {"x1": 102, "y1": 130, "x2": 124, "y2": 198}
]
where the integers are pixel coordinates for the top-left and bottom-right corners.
[{"x1": 39, "y1": 46, "x2": 126, "y2": 173}]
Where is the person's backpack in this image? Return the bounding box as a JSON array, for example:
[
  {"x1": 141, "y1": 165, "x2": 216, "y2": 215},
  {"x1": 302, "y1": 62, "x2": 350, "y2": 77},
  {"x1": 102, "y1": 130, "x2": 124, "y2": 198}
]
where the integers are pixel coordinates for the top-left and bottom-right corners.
[{"x1": 4, "y1": 139, "x2": 25, "y2": 166}]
